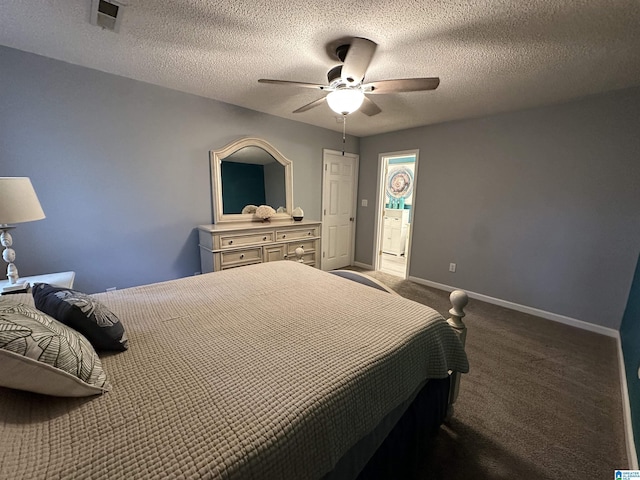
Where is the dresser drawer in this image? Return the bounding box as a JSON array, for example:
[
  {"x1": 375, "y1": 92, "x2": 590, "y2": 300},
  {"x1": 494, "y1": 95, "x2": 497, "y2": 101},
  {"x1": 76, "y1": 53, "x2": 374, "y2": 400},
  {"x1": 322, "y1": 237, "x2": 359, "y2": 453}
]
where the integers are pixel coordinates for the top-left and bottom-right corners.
[
  {"x1": 220, "y1": 231, "x2": 274, "y2": 248},
  {"x1": 220, "y1": 247, "x2": 263, "y2": 266},
  {"x1": 288, "y1": 251, "x2": 316, "y2": 265},
  {"x1": 286, "y1": 239, "x2": 317, "y2": 254},
  {"x1": 221, "y1": 262, "x2": 261, "y2": 270},
  {"x1": 276, "y1": 227, "x2": 318, "y2": 241}
]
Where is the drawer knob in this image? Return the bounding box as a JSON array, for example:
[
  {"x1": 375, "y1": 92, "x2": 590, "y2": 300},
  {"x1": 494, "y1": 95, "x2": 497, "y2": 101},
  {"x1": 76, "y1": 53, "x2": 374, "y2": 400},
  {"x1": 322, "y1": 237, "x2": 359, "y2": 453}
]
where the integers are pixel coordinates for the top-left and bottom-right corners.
[
  {"x1": 282, "y1": 234, "x2": 286, "y2": 238},
  {"x1": 240, "y1": 254, "x2": 244, "y2": 259},
  {"x1": 263, "y1": 236, "x2": 267, "y2": 241},
  {"x1": 308, "y1": 232, "x2": 312, "y2": 235},
  {"x1": 229, "y1": 240, "x2": 233, "y2": 245}
]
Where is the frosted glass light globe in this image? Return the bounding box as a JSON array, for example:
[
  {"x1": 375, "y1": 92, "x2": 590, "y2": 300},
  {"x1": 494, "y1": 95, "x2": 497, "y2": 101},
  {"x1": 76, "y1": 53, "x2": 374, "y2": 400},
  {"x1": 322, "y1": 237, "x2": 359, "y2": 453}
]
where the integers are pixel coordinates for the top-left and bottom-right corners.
[{"x1": 326, "y1": 89, "x2": 365, "y2": 115}]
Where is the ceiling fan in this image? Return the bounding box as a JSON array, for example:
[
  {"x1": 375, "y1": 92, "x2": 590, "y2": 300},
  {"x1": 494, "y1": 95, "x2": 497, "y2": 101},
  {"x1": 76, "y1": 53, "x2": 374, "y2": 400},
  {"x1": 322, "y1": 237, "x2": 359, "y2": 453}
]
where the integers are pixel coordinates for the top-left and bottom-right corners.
[{"x1": 258, "y1": 37, "x2": 440, "y2": 117}]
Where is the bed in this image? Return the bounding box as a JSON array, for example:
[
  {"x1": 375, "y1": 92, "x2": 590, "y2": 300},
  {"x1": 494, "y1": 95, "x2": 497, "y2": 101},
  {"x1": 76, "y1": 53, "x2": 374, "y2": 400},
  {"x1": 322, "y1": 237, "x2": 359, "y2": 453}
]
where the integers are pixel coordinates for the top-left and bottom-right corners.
[{"x1": 0, "y1": 261, "x2": 469, "y2": 479}]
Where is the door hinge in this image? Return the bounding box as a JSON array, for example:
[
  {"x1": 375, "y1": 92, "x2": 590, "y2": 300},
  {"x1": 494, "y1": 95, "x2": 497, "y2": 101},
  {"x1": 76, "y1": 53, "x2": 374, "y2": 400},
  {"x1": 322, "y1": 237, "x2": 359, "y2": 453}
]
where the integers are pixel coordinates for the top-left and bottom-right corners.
[
  {"x1": 324, "y1": 209, "x2": 326, "y2": 215},
  {"x1": 323, "y1": 251, "x2": 326, "y2": 258},
  {"x1": 325, "y1": 164, "x2": 327, "y2": 171}
]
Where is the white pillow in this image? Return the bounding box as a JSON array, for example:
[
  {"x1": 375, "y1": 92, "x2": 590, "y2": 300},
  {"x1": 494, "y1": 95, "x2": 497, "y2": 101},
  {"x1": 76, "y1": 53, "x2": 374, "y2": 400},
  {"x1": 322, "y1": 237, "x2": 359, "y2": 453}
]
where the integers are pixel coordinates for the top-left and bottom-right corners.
[{"x1": 0, "y1": 301, "x2": 111, "y2": 397}]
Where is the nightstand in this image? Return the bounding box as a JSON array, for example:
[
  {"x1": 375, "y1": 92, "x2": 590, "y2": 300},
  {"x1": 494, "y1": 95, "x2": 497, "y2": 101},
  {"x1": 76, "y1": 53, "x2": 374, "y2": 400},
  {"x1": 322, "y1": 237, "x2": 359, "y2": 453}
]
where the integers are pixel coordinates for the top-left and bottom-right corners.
[{"x1": 0, "y1": 271, "x2": 75, "y2": 292}]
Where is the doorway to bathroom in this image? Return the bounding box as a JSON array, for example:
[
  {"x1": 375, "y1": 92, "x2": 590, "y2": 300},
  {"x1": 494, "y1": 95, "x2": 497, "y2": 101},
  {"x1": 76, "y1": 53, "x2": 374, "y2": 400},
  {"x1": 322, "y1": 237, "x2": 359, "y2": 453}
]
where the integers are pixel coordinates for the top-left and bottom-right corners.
[{"x1": 374, "y1": 150, "x2": 419, "y2": 278}]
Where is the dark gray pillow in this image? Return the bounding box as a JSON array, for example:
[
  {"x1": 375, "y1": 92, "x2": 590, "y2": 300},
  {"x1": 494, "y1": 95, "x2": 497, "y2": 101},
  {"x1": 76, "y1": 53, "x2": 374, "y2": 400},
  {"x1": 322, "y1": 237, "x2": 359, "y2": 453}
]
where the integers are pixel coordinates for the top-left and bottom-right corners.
[{"x1": 32, "y1": 283, "x2": 128, "y2": 351}]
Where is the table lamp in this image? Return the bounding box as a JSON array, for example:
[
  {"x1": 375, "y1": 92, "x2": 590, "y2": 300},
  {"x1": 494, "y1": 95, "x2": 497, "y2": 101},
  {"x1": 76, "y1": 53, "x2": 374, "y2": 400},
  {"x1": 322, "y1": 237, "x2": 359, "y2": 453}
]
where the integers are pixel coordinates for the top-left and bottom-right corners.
[{"x1": 0, "y1": 177, "x2": 46, "y2": 289}]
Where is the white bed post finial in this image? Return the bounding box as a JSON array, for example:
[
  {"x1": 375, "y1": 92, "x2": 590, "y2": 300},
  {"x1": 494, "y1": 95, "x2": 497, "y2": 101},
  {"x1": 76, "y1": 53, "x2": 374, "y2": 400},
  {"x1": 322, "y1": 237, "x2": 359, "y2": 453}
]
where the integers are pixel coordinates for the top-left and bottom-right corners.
[
  {"x1": 446, "y1": 289, "x2": 468, "y2": 421},
  {"x1": 447, "y1": 290, "x2": 468, "y2": 336}
]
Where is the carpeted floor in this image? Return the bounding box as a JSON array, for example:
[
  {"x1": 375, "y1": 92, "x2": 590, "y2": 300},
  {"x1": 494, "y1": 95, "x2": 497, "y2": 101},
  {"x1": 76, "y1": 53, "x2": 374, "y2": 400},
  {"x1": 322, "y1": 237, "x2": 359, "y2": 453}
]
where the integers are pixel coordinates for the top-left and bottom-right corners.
[{"x1": 348, "y1": 267, "x2": 629, "y2": 480}]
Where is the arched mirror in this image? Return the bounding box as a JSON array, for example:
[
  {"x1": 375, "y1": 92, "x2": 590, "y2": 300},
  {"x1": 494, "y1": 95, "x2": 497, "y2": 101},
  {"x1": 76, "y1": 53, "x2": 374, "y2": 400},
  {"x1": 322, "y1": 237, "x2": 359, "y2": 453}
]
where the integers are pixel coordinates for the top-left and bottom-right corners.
[{"x1": 210, "y1": 138, "x2": 293, "y2": 223}]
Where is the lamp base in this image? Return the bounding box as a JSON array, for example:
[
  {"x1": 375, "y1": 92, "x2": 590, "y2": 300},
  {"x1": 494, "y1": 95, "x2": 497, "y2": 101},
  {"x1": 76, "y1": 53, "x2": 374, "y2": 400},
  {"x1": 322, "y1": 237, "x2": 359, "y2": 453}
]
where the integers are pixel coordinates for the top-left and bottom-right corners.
[{"x1": 1, "y1": 226, "x2": 19, "y2": 285}]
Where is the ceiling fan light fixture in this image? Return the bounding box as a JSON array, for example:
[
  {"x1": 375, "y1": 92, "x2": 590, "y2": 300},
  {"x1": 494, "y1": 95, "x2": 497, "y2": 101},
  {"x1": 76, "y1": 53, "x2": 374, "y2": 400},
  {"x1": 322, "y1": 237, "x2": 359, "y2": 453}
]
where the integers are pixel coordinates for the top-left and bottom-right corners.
[{"x1": 326, "y1": 89, "x2": 365, "y2": 115}]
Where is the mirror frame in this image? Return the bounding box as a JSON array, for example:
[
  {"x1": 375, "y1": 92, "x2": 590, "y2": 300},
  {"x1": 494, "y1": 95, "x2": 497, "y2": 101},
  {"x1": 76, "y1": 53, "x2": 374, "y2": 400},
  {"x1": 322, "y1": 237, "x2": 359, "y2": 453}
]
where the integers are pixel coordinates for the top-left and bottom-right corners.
[{"x1": 210, "y1": 137, "x2": 293, "y2": 223}]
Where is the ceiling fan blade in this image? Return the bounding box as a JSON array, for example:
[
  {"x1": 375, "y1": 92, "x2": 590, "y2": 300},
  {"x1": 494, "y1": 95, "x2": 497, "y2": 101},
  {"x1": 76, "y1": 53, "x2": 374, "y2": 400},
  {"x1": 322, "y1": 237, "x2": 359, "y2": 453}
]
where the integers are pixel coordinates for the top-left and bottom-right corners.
[
  {"x1": 360, "y1": 96, "x2": 382, "y2": 116},
  {"x1": 258, "y1": 79, "x2": 326, "y2": 90},
  {"x1": 341, "y1": 38, "x2": 377, "y2": 86},
  {"x1": 292, "y1": 97, "x2": 326, "y2": 113},
  {"x1": 364, "y1": 77, "x2": 440, "y2": 94}
]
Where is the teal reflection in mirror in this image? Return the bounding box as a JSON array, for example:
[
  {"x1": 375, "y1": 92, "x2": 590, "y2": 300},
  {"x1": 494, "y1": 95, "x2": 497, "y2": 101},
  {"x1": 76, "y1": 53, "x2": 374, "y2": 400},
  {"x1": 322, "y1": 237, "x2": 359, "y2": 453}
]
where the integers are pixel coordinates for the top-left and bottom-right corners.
[{"x1": 220, "y1": 146, "x2": 286, "y2": 215}]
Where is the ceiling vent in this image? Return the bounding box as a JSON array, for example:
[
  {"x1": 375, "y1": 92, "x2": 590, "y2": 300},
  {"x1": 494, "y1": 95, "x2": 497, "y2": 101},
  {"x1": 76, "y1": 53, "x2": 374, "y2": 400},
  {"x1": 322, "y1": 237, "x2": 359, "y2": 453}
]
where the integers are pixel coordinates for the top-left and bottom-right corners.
[{"x1": 90, "y1": 0, "x2": 124, "y2": 32}]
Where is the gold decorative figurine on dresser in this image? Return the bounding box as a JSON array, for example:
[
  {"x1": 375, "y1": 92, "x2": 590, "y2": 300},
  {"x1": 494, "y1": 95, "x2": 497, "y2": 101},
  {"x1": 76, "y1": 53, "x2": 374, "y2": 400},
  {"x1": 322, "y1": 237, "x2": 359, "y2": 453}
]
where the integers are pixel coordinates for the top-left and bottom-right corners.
[{"x1": 200, "y1": 137, "x2": 322, "y2": 272}]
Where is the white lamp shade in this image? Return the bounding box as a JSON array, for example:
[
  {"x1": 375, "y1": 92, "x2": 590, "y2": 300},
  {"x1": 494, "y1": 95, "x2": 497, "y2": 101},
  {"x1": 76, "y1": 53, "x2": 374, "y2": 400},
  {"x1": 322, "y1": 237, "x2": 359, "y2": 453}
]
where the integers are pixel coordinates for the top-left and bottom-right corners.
[
  {"x1": 0, "y1": 177, "x2": 46, "y2": 225},
  {"x1": 326, "y1": 89, "x2": 365, "y2": 115}
]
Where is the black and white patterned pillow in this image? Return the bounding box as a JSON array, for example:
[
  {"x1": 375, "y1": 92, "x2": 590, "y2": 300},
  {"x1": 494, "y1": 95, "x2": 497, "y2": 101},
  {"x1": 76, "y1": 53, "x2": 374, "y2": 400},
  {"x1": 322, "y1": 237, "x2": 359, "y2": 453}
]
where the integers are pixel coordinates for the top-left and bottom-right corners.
[
  {"x1": 32, "y1": 283, "x2": 128, "y2": 351},
  {"x1": 0, "y1": 301, "x2": 110, "y2": 397}
]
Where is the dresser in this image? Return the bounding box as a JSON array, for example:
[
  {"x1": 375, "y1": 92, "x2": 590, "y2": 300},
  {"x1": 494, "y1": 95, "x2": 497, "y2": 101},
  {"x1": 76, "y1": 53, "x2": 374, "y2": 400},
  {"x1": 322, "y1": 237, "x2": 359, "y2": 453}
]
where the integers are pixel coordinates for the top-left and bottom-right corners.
[
  {"x1": 382, "y1": 209, "x2": 410, "y2": 256},
  {"x1": 198, "y1": 220, "x2": 322, "y2": 272}
]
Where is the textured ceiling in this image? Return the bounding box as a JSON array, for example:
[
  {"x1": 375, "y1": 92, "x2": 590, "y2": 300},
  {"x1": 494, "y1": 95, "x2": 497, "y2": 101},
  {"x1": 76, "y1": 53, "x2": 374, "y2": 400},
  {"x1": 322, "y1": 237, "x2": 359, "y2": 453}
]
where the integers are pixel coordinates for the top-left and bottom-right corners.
[{"x1": 1, "y1": 0, "x2": 640, "y2": 137}]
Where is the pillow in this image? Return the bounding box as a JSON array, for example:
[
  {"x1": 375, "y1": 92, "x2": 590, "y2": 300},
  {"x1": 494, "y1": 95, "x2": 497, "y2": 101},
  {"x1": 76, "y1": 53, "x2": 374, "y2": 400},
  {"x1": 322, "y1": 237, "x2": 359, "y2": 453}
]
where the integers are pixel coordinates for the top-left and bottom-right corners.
[
  {"x1": 0, "y1": 302, "x2": 111, "y2": 397},
  {"x1": 32, "y1": 283, "x2": 128, "y2": 351}
]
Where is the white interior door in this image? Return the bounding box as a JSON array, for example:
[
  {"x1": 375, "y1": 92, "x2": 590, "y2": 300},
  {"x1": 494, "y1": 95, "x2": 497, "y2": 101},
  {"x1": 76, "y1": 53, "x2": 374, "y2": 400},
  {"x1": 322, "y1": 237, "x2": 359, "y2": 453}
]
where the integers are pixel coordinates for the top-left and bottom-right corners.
[{"x1": 322, "y1": 150, "x2": 358, "y2": 271}]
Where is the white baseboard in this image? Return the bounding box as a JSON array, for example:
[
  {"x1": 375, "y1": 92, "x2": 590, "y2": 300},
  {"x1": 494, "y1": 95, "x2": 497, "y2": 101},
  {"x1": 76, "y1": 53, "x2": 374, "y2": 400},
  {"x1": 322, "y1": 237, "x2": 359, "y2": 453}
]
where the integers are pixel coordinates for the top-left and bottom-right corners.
[
  {"x1": 353, "y1": 261, "x2": 374, "y2": 270},
  {"x1": 617, "y1": 334, "x2": 639, "y2": 469},
  {"x1": 407, "y1": 276, "x2": 618, "y2": 338}
]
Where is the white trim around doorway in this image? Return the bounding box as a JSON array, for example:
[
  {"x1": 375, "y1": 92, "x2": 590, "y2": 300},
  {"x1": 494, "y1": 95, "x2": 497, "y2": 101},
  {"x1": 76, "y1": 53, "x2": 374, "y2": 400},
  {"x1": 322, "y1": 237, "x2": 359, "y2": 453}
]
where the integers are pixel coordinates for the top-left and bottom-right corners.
[{"x1": 373, "y1": 149, "x2": 420, "y2": 279}]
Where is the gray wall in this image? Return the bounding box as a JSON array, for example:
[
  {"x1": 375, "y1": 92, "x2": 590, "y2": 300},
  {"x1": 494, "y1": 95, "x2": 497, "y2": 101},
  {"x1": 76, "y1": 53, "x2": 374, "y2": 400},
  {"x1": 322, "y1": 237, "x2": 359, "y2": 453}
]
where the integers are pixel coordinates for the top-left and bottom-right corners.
[
  {"x1": 4, "y1": 44, "x2": 638, "y2": 330},
  {"x1": 0, "y1": 46, "x2": 357, "y2": 293},
  {"x1": 358, "y1": 87, "x2": 640, "y2": 329}
]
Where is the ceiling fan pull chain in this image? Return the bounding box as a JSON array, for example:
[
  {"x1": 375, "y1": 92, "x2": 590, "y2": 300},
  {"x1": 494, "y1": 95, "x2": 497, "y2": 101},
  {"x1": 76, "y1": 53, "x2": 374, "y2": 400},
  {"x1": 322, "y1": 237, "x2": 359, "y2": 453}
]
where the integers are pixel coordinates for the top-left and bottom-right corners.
[{"x1": 342, "y1": 114, "x2": 346, "y2": 156}]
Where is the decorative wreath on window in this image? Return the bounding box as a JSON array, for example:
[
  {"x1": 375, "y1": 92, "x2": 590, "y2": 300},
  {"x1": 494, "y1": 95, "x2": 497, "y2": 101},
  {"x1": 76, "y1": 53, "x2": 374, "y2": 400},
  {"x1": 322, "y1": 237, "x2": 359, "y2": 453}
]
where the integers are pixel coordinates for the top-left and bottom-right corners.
[{"x1": 386, "y1": 167, "x2": 414, "y2": 199}]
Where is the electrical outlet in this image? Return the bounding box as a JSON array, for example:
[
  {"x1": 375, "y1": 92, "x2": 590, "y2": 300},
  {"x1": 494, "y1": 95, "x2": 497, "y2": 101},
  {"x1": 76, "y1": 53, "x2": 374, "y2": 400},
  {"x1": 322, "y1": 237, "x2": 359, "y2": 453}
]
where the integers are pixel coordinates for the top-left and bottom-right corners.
[
  {"x1": 106, "y1": 287, "x2": 116, "y2": 292},
  {"x1": 361, "y1": 199, "x2": 368, "y2": 207},
  {"x1": 449, "y1": 263, "x2": 457, "y2": 273}
]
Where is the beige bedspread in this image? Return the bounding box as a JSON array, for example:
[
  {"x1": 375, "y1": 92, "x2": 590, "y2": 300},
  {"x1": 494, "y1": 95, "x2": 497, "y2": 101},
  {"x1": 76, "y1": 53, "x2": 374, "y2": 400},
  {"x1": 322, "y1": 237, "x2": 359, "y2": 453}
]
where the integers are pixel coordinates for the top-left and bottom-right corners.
[{"x1": 0, "y1": 261, "x2": 468, "y2": 480}]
